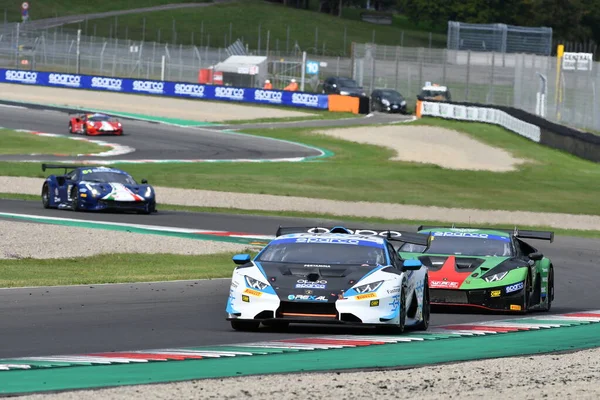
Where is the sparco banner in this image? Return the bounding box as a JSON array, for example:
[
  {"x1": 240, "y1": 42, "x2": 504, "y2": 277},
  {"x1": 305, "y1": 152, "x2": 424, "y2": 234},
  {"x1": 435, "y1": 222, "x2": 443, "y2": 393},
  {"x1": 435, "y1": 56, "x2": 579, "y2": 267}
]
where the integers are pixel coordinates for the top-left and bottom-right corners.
[{"x1": 0, "y1": 68, "x2": 329, "y2": 110}]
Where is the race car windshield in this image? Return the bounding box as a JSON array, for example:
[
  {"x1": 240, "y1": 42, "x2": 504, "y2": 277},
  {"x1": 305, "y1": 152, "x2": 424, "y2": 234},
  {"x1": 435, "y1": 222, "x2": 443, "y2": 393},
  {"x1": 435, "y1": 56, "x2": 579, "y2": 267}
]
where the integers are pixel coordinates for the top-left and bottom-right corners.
[
  {"x1": 258, "y1": 243, "x2": 387, "y2": 265},
  {"x1": 88, "y1": 115, "x2": 115, "y2": 122},
  {"x1": 400, "y1": 236, "x2": 513, "y2": 257},
  {"x1": 82, "y1": 172, "x2": 137, "y2": 185},
  {"x1": 420, "y1": 90, "x2": 448, "y2": 98}
]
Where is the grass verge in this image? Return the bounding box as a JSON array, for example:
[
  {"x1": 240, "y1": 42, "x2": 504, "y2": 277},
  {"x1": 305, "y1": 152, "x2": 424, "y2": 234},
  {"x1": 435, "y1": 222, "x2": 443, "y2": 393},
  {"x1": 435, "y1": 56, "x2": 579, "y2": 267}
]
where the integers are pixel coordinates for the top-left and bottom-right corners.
[
  {"x1": 0, "y1": 251, "x2": 257, "y2": 288},
  {"x1": 1, "y1": 117, "x2": 599, "y2": 215},
  {"x1": 61, "y1": 0, "x2": 446, "y2": 55},
  {"x1": 2, "y1": 193, "x2": 600, "y2": 240},
  {"x1": 0, "y1": 128, "x2": 106, "y2": 155},
  {"x1": 221, "y1": 111, "x2": 359, "y2": 125}
]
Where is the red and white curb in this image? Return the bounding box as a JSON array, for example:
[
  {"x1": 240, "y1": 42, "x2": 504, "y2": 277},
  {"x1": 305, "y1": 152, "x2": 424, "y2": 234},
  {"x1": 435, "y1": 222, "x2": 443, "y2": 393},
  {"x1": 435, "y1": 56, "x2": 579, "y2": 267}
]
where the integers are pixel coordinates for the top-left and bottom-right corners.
[
  {"x1": 13, "y1": 129, "x2": 135, "y2": 157},
  {"x1": 1, "y1": 310, "x2": 599, "y2": 371}
]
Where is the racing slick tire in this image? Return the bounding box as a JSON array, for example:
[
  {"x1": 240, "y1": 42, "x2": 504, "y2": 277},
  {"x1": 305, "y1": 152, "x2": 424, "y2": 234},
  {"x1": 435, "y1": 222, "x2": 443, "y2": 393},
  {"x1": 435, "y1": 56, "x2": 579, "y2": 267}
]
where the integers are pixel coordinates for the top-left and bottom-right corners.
[
  {"x1": 83, "y1": 125, "x2": 88, "y2": 136},
  {"x1": 68, "y1": 122, "x2": 73, "y2": 134},
  {"x1": 70, "y1": 187, "x2": 80, "y2": 211},
  {"x1": 230, "y1": 320, "x2": 260, "y2": 331},
  {"x1": 414, "y1": 276, "x2": 430, "y2": 331},
  {"x1": 41, "y1": 183, "x2": 50, "y2": 209},
  {"x1": 541, "y1": 267, "x2": 554, "y2": 312},
  {"x1": 518, "y1": 272, "x2": 532, "y2": 314}
]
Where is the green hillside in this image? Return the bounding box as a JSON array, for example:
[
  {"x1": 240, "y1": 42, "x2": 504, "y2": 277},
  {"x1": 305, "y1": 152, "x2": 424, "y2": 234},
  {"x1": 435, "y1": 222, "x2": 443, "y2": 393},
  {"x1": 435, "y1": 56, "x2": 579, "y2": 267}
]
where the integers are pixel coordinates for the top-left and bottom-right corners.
[{"x1": 60, "y1": 0, "x2": 446, "y2": 56}]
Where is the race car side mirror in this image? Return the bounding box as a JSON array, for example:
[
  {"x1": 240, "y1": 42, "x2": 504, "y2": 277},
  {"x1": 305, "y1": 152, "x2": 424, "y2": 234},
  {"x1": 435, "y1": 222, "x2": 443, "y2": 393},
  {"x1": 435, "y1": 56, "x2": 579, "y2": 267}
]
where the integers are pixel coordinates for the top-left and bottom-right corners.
[
  {"x1": 232, "y1": 254, "x2": 251, "y2": 265},
  {"x1": 141, "y1": 179, "x2": 148, "y2": 184},
  {"x1": 402, "y1": 259, "x2": 422, "y2": 271},
  {"x1": 529, "y1": 252, "x2": 543, "y2": 261}
]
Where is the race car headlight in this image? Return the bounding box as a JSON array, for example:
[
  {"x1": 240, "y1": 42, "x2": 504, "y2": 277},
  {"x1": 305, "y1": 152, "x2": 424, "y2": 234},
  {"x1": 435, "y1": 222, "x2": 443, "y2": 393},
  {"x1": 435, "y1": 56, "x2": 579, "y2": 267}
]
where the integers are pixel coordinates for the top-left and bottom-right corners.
[
  {"x1": 382, "y1": 99, "x2": 390, "y2": 106},
  {"x1": 144, "y1": 187, "x2": 152, "y2": 197},
  {"x1": 354, "y1": 280, "x2": 384, "y2": 294},
  {"x1": 91, "y1": 188, "x2": 100, "y2": 196},
  {"x1": 484, "y1": 272, "x2": 509, "y2": 283},
  {"x1": 245, "y1": 275, "x2": 269, "y2": 290}
]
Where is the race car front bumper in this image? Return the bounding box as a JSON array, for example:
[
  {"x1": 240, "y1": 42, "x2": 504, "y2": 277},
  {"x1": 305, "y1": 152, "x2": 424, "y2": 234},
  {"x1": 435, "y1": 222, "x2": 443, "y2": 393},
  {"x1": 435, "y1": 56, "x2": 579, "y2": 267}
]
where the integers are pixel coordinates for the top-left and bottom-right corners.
[{"x1": 430, "y1": 286, "x2": 527, "y2": 312}]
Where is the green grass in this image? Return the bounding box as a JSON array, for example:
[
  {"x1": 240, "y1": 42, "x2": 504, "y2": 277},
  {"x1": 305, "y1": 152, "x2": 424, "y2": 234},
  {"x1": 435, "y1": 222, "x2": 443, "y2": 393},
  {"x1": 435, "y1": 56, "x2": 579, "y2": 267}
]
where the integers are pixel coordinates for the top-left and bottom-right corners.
[
  {"x1": 0, "y1": 128, "x2": 106, "y2": 155},
  {"x1": 61, "y1": 0, "x2": 446, "y2": 56},
  {"x1": 222, "y1": 111, "x2": 358, "y2": 125},
  {"x1": 5, "y1": 0, "x2": 207, "y2": 22},
  {"x1": 0, "y1": 251, "x2": 258, "y2": 288},
  {"x1": 2, "y1": 118, "x2": 599, "y2": 215}
]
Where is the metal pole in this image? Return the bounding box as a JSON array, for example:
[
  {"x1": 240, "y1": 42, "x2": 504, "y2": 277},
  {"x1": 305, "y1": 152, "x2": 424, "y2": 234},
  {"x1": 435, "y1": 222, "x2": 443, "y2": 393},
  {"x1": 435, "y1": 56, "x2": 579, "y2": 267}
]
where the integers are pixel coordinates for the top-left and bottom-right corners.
[
  {"x1": 172, "y1": 18, "x2": 176, "y2": 45},
  {"x1": 466, "y1": 50, "x2": 471, "y2": 101},
  {"x1": 489, "y1": 51, "x2": 496, "y2": 103},
  {"x1": 395, "y1": 46, "x2": 400, "y2": 90},
  {"x1": 161, "y1": 55, "x2": 166, "y2": 80},
  {"x1": 300, "y1": 51, "x2": 306, "y2": 91},
  {"x1": 142, "y1": 17, "x2": 146, "y2": 42},
  {"x1": 76, "y1": 29, "x2": 81, "y2": 74},
  {"x1": 343, "y1": 26, "x2": 347, "y2": 56},
  {"x1": 286, "y1": 25, "x2": 290, "y2": 54},
  {"x1": 314, "y1": 27, "x2": 318, "y2": 52},
  {"x1": 266, "y1": 30, "x2": 270, "y2": 57},
  {"x1": 15, "y1": 23, "x2": 20, "y2": 67},
  {"x1": 257, "y1": 23, "x2": 261, "y2": 55}
]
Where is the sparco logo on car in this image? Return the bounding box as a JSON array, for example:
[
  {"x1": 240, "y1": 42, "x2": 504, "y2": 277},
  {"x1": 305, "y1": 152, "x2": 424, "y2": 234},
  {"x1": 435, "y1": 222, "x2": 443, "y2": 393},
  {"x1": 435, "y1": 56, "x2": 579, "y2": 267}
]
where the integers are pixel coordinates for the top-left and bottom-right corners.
[
  {"x1": 215, "y1": 87, "x2": 244, "y2": 100},
  {"x1": 174, "y1": 83, "x2": 205, "y2": 97},
  {"x1": 91, "y1": 77, "x2": 123, "y2": 91},
  {"x1": 132, "y1": 80, "x2": 164, "y2": 94},
  {"x1": 48, "y1": 73, "x2": 81, "y2": 87},
  {"x1": 306, "y1": 227, "x2": 404, "y2": 238},
  {"x1": 5, "y1": 70, "x2": 37, "y2": 84},
  {"x1": 505, "y1": 282, "x2": 524, "y2": 293},
  {"x1": 254, "y1": 90, "x2": 282, "y2": 103},
  {"x1": 292, "y1": 93, "x2": 319, "y2": 106}
]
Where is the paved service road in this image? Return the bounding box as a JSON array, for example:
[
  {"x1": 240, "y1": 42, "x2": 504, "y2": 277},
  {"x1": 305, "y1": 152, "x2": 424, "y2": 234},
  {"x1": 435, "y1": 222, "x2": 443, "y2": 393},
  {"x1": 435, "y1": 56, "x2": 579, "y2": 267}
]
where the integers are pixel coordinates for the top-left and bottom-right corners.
[{"x1": 0, "y1": 200, "x2": 597, "y2": 358}]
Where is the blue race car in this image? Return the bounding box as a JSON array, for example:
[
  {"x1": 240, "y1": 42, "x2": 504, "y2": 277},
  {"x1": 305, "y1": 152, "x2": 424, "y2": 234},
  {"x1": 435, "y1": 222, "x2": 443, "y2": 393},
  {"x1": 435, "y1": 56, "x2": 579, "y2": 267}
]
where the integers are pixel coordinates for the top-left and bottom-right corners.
[
  {"x1": 41, "y1": 164, "x2": 157, "y2": 214},
  {"x1": 226, "y1": 226, "x2": 431, "y2": 332}
]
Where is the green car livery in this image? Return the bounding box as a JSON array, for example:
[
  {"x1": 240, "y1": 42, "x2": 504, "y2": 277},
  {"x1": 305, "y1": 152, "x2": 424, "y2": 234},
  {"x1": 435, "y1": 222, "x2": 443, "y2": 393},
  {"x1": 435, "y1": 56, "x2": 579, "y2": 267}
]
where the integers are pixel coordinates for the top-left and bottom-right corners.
[{"x1": 398, "y1": 226, "x2": 554, "y2": 313}]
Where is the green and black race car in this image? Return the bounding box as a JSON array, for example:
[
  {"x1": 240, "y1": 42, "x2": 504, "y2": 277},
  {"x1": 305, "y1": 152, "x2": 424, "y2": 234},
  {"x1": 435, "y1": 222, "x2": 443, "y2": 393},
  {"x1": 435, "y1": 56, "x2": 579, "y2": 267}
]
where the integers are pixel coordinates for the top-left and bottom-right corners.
[{"x1": 398, "y1": 226, "x2": 555, "y2": 313}]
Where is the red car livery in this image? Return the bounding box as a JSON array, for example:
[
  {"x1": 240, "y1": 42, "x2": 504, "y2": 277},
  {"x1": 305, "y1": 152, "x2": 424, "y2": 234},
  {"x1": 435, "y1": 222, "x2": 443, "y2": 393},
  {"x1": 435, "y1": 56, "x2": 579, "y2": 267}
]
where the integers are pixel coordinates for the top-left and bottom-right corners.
[{"x1": 69, "y1": 113, "x2": 123, "y2": 136}]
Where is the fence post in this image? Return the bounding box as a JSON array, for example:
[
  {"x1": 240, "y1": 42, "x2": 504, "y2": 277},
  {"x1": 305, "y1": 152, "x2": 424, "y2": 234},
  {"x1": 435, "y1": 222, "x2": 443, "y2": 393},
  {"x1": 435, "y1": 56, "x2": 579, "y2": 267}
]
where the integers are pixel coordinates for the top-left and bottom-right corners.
[
  {"x1": 489, "y1": 51, "x2": 495, "y2": 104},
  {"x1": 395, "y1": 46, "x2": 400, "y2": 90},
  {"x1": 14, "y1": 23, "x2": 19, "y2": 67},
  {"x1": 465, "y1": 50, "x2": 471, "y2": 101},
  {"x1": 418, "y1": 48, "x2": 424, "y2": 90},
  {"x1": 257, "y1": 23, "x2": 261, "y2": 55},
  {"x1": 370, "y1": 44, "x2": 376, "y2": 92},
  {"x1": 161, "y1": 55, "x2": 166, "y2": 81},
  {"x1": 142, "y1": 17, "x2": 146, "y2": 42},
  {"x1": 314, "y1": 27, "x2": 318, "y2": 53},
  {"x1": 343, "y1": 25, "x2": 347, "y2": 57},
  {"x1": 229, "y1": 22, "x2": 233, "y2": 45},
  {"x1": 76, "y1": 29, "x2": 81, "y2": 74},
  {"x1": 442, "y1": 48, "x2": 447, "y2": 85},
  {"x1": 300, "y1": 51, "x2": 306, "y2": 91}
]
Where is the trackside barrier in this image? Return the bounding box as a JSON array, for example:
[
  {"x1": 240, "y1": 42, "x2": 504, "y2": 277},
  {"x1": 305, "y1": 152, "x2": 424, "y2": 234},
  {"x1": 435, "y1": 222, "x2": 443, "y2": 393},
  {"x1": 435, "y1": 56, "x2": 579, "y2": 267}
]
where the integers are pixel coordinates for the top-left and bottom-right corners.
[
  {"x1": 0, "y1": 69, "x2": 329, "y2": 110},
  {"x1": 417, "y1": 101, "x2": 541, "y2": 143}
]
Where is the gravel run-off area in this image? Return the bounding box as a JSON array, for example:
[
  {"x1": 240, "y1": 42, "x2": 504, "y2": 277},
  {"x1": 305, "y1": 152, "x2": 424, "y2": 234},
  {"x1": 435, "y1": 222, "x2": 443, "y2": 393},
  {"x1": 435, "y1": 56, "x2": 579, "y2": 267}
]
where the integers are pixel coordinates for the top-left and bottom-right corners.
[
  {"x1": 18, "y1": 347, "x2": 600, "y2": 400},
  {"x1": 0, "y1": 83, "x2": 314, "y2": 122}
]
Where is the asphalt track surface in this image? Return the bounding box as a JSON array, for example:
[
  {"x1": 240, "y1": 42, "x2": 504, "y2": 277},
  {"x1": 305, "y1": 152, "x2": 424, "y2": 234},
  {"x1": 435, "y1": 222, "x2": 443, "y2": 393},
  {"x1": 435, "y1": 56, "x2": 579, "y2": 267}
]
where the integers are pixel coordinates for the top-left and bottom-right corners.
[
  {"x1": 0, "y1": 100, "x2": 411, "y2": 163},
  {"x1": 1, "y1": 198, "x2": 599, "y2": 358}
]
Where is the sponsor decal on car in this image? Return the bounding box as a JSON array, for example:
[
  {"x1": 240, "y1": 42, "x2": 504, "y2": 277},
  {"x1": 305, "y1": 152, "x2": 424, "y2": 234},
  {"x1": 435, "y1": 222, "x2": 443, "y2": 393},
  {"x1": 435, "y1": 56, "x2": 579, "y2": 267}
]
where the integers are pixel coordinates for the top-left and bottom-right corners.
[
  {"x1": 48, "y1": 73, "x2": 81, "y2": 87},
  {"x1": 510, "y1": 304, "x2": 522, "y2": 311},
  {"x1": 295, "y1": 237, "x2": 361, "y2": 245},
  {"x1": 356, "y1": 293, "x2": 377, "y2": 300},
  {"x1": 370, "y1": 299, "x2": 379, "y2": 307},
  {"x1": 430, "y1": 280, "x2": 460, "y2": 289},
  {"x1": 386, "y1": 288, "x2": 401, "y2": 294},
  {"x1": 490, "y1": 290, "x2": 501, "y2": 297},
  {"x1": 303, "y1": 265, "x2": 330, "y2": 269},
  {"x1": 254, "y1": 90, "x2": 283, "y2": 103},
  {"x1": 295, "y1": 279, "x2": 327, "y2": 289},
  {"x1": 287, "y1": 294, "x2": 328, "y2": 302},
  {"x1": 215, "y1": 87, "x2": 244, "y2": 100},
  {"x1": 91, "y1": 77, "x2": 123, "y2": 91},
  {"x1": 505, "y1": 282, "x2": 524, "y2": 293},
  {"x1": 291, "y1": 93, "x2": 319, "y2": 107},
  {"x1": 242, "y1": 295, "x2": 250, "y2": 302},
  {"x1": 132, "y1": 80, "x2": 164, "y2": 94},
  {"x1": 305, "y1": 227, "x2": 405, "y2": 238},
  {"x1": 174, "y1": 83, "x2": 205, "y2": 98},
  {"x1": 243, "y1": 288, "x2": 262, "y2": 297},
  {"x1": 5, "y1": 70, "x2": 37, "y2": 84}
]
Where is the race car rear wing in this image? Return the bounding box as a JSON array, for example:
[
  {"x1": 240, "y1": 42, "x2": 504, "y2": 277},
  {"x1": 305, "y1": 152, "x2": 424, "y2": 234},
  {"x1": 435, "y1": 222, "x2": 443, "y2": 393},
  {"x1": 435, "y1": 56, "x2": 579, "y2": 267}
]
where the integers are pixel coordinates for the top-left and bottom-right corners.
[
  {"x1": 42, "y1": 163, "x2": 91, "y2": 173},
  {"x1": 417, "y1": 225, "x2": 554, "y2": 243},
  {"x1": 275, "y1": 226, "x2": 431, "y2": 247}
]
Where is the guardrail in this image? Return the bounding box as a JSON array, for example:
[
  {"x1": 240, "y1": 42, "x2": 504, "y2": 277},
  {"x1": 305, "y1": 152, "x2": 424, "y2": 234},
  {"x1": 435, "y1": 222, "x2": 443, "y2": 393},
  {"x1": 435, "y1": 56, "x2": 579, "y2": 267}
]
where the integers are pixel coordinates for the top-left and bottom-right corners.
[
  {"x1": 0, "y1": 68, "x2": 330, "y2": 110},
  {"x1": 416, "y1": 100, "x2": 600, "y2": 163}
]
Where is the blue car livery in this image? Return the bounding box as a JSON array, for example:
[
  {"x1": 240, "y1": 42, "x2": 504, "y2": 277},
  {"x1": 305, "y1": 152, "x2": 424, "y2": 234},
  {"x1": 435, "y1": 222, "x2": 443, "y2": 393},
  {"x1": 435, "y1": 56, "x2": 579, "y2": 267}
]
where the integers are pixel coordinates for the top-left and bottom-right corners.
[{"x1": 41, "y1": 163, "x2": 157, "y2": 214}]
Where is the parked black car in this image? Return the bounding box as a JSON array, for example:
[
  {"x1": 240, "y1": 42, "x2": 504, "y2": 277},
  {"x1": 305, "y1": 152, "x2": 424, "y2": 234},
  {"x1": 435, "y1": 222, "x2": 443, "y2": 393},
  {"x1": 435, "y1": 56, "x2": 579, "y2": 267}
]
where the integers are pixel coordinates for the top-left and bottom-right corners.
[
  {"x1": 370, "y1": 89, "x2": 408, "y2": 114},
  {"x1": 321, "y1": 76, "x2": 367, "y2": 97}
]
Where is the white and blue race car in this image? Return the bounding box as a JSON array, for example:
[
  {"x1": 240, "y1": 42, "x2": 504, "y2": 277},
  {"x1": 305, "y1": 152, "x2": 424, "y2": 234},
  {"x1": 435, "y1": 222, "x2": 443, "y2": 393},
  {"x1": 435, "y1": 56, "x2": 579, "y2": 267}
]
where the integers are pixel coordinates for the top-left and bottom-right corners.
[{"x1": 226, "y1": 226, "x2": 432, "y2": 333}]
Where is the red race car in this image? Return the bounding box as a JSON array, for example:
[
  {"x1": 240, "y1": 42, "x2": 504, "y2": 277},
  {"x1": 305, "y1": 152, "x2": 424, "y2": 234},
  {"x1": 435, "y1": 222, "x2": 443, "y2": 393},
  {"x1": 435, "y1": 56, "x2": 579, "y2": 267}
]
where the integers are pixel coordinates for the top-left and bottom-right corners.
[{"x1": 68, "y1": 113, "x2": 123, "y2": 136}]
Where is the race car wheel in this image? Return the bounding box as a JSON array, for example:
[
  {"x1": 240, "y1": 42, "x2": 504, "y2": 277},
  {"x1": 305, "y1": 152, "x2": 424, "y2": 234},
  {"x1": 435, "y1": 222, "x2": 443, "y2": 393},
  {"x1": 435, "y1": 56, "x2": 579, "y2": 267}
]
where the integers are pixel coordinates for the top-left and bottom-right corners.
[
  {"x1": 518, "y1": 272, "x2": 532, "y2": 314},
  {"x1": 414, "y1": 277, "x2": 430, "y2": 331},
  {"x1": 70, "y1": 187, "x2": 80, "y2": 211},
  {"x1": 542, "y1": 267, "x2": 554, "y2": 312},
  {"x1": 377, "y1": 284, "x2": 406, "y2": 334},
  {"x1": 230, "y1": 319, "x2": 260, "y2": 331},
  {"x1": 41, "y1": 183, "x2": 50, "y2": 209},
  {"x1": 83, "y1": 125, "x2": 88, "y2": 136},
  {"x1": 68, "y1": 122, "x2": 73, "y2": 134}
]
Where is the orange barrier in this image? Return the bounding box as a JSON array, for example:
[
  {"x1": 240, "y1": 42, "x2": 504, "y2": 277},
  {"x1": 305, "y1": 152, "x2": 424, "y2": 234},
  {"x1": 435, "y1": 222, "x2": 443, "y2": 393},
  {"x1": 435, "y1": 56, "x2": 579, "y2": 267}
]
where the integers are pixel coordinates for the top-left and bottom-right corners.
[
  {"x1": 327, "y1": 94, "x2": 359, "y2": 114},
  {"x1": 415, "y1": 100, "x2": 422, "y2": 118}
]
